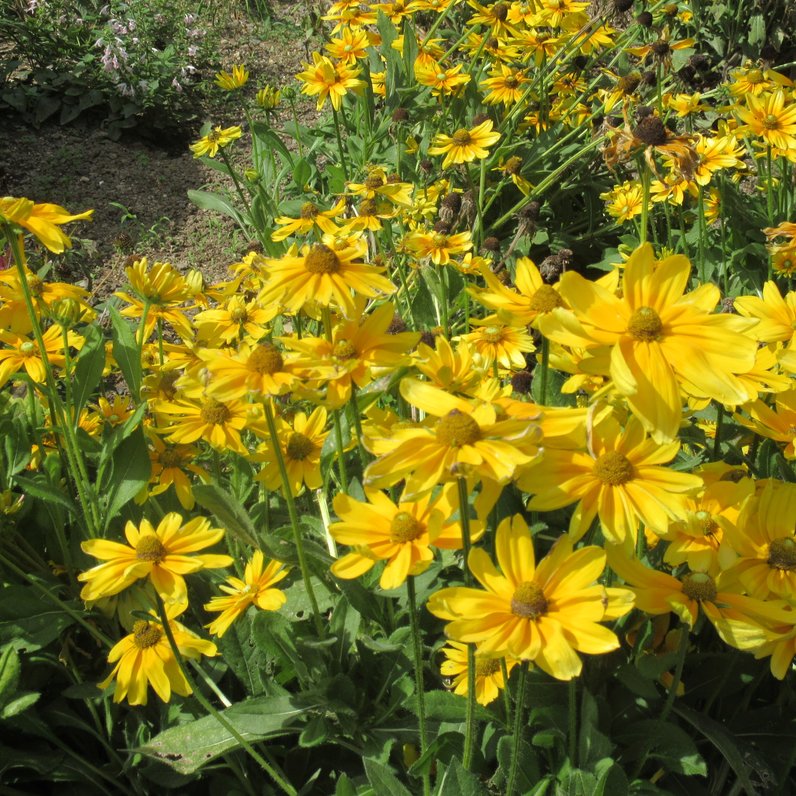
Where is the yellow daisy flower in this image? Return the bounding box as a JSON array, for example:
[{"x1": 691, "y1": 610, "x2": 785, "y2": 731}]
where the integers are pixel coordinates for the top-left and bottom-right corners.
[
  {"x1": 440, "y1": 642, "x2": 519, "y2": 706},
  {"x1": 736, "y1": 90, "x2": 796, "y2": 151},
  {"x1": 189, "y1": 125, "x2": 243, "y2": 158},
  {"x1": 296, "y1": 52, "x2": 364, "y2": 111},
  {"x1": 428, "y1": 119, "x2": 501, "y2": 170},
  {"x1": 0, "y1": 196, "x2": 93, "y2": 253},
  {"x1": 205, "y1": 551, "x2": 289, "y2": 637},
  {"x1": 215, "y1": 64, "x2": 249, "y2": 90}
]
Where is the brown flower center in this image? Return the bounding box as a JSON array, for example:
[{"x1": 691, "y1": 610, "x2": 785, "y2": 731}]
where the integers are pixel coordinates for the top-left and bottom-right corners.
[
  {"x1": 28, "y1": 275, "x2": 44, "y2": 296},
  {"x1": 207, "y1": 129, "x2": 222, "y2": 143},
  {"x1": 618, "y1": 74, "x2": 641, "y2": 95},
  {"x1": 746, "y1": 69, "x2": 764, "y2": 84},
  {"x1": 511, "y1": 581, "x2": 548, "y2": 619},
  {"x1": 593, "y1": 451, "x2": 634, "y2": 485},
  {"x1": 230, "y1": 305, "x2": 249, "y2": 323},
  {"x1": 305, "y1": 244, "x2": 341, "y2": 274},
  {"x1": 365, "y1": 174, "x2": 385, "y2": 189},
  {"x1": 390, "y1": 511, "x2": 424, "y2": 543},
  {"x1": 436, "y1": 410, "x2": 481, "y2": 447},
  {"x1": 158, "y1": 447, "x2": 184, "y2": 468},
  {"x1": 360, "y1": 198, "x2": 379, "y2": 216},
  {"x1": 767, "y1": 537, "x2": 796, "y2": 571},
  {"x1": 492, "y1": 1, "x2": 508, "y2": 20},
  {"x1": 504, "y1": 76, "x2": 519, "y2": 89},
  {"x1": 719, "y1": 468, "x2": 747, "y2": 483},
  {"x1": 333, "y1": 339, "x2": 358, "y2": 360},
  {"x1": 763, "y1": 114, "x2": 781, "y2": 131},
  {"x1": 248, "y1": 344, "x2": 284, "y2": 374},
  {"x1": 201, "y1": 398, "x2": 232, "y2": 426},
  {"x1": 475, "y1": 656, "x2": 502, "y2": 677},
  {"x1": 481, "y1": 325, "x2": 503, "y2": 343},
  {"x1": 633, "y1": 116, "x2": 668, "y2": 147},
  {"x1": 504, "y1": 155, "x2": 522, "y2": 174},
  {"x1": 694, "y1": 510, "x2": 719, "y2": 537},
  {"x1": 286, "y1": 432, "x2": 314, "y2": 461},
  {"x1": 529, "y1": 284, "x2": 564, "y2": 313},
  {"x1": 651, "y1": 39, "x2": 671, "y2": 57},
  {"x1": 627, "y1": 306, "x2": 663, "y2": 341},
  {"x1": 681, "y1": 572, "x2": 717, "y2": 602},
  {"x1": 135, "y1": 534, "x2": 167, "y2": 563},
  {"x1": 300, "y1": 202, "x2": 319, "y2": 220},
  {"x1": 133, "y1": 620, "x2": 163, "y2": 649},
  {"x1": 452, "y1": 129, "x2": 472, "y2": 146}
]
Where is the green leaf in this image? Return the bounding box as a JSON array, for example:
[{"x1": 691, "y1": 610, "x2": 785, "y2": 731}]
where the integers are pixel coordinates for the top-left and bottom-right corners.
[
  {"x1": 251, "y1": 123, "x2": 294, "y2": 166},
  {"x1": 216, "y1": 613, "x2": 269, "y2": 696},
  {"x1": 2, "y1": 691, "x2": 40, "y2": 718},
  {"x1": 363, "y1": 758, "x2": 413, "y2": 796},
  {"x1": 674, "y1": 704, "x2": 769, "y2": 795},
  {"x1": 72, "y1": 324, "x2": 106, "y2": 412},
  {"x1": 192, "y1": 482, "x2": 259, "y2": 547},
  {"x1": 420, "y1": 690, "x2": 494, "y2": 722},
  {"x1": 187, "y1": 189, "x2": 246, "y2": 226},
  {"x1": 0, "y1": 645, "x2": 21, "y2": 709},
  {"x1": 496, "y1": 735, "x2": 540, "y2": 793},
  {"x1": 335, "y1": 773, "x2": 357, "y2": 796},
  {"x1": 109, "y1": 305, "x2": 141, "y2": 399},
  {"x1": 435, "y1": 757, "x2": 488, "y2": 795},
  {"x1": 618, "y1": 719, "x2": 706, "y2": 777},
  {"x1": 12, "y1": 473, "x2": 76, "y2": 515},
  {"x1": 298, "y1": 714, "x2": 329, "y2": 748},
  {"x1": 102, "y1": 427, "x2": 150, "y2": 528},
  {"x1": 0, "y1": 585, "x2": 75, "y2": 652},
  {"x1": 140, "y1": 694, "x2": 316, "y2": 774},
  {"x1": 592, "y1": 759, "x2": 628, "y2": 796},
  {"x1": 748, "y1": 13, "x2": 765, "y2": 46},
  {"x1": 292, "y1": 157, "x2": 312, "y2": 189}
]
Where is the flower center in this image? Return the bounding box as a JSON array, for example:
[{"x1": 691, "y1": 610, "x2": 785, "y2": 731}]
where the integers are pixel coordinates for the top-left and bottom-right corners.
[
  {"x1": 159, "y1": 447, "x2": 184, "y2": 468},
  {"x1": 481, "y1": 325, "x2": 503, "y2": 343},
  {"x1": 135, "y1": 534, "x2": 167, "y2": 563},
  {"x1": 390, "y1": 511, "x2": 424, "y2": 543},
  {"x1": 633, "y1": 116, "x2": 668, "y2": 147},
  {"x1": 365, "y1": 174, "x2": 385, "y2": 189},
  {"x1": 593, "y1": 451, "x2": 634, "y2": 485},
  {"x1": 511, "y1": 581, "x2": 548, "y2": 619},
  {"x1": 492, "y1": 2, "x2": 508, "y2": 20},
  {"x1": 300, "y1": 202, "x2": 319, "y2": 220},
  {"x1": 333, "y1": 339, "x2": 358, "y2": 360},
  {"x1": 475, "y1": 656, "x2": 502, "y2": 677},
  {"x1": 133, "y1": 620, "x2": 163, "y2": 649},
  {"x1": 28, "y1": 275, "x2": 44, "y2": 296},
  {"x1": 432, "y1": 233, "x2": 449, "y2": 248},
  {"x1": 767, "y1": 538, "x2": 796, "y2": 571},
  {"x1": 286, "y1": 432, "x2": 314, "y2": 461},
  {"x1": 529, "y1": 284, "x2": 564, "y2": 312},
  {"x1": 20, "y1": 341, "x2": 37, "y2": 355},
  {"x1": 694, "y1": 510, "x2": 719, "y2": 537},
  {"x1": 746, "y1": 68, "x2": 764, "y2": 84},
  {"x1": 627, "y1": 306, "x2": 663, "y2": 341},
  {"x1": 247, "y1": 344, "x2": 284, "y2": 374},
  {"x1": 681, "y1": 572, "x2": 717, "y2": 602},
  {"x1": 504, "y1": 155, "x2": 522, "y2": 174},
  {"x1": 305, "y1": 244, "x2": 341, "y2": 274},
  {"x1": 763, "y1": 114, "x2": 780, "y2": 131},
  {"x1": 200, "y1": 398, "x2": 232, "y2": 425},
  {"x1": 452, "y1": 129, "x2": 472, "y2": 146},
  {"x1": 435, "y1": 409, "x2": 481, "y2": 447},
  {"x1": 504, "y1": 76, "x2": 519, "y2": 89},
  {"x1": 230, "y1": 305, "x2": 249, "y2": 323},
  {"x1": 207, "y1": 129, "x2": 222, "y2": 143},
  {"x1": 651, "y1": 39, "x2": 671, "y2": 56}
]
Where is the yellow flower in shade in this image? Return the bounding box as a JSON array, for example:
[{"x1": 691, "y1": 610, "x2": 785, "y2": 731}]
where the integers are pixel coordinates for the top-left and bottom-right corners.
[
  {"x1": 296, "y1": 52, "x2": 364, "y2": 111},
  {"x1": 189, "y1": 125, "x2": 243, "y2": 158},
  {"x1": 193, "y1": 295, "x2": 277, "y2": 344},
  {"x1": 736, "y1": 387, "x2": 796, "y2": 458},
  {"x1": 428, "y1": 515, "x2": 633, "y2": 680},
  {"x1": 750, "y1": 602, "x2": 796, "y2": 679},
  {"x1": 260, "y1": 241, "x2": 395, "y2": 318},
  {"x1": 257, "y1": 85, "x2": 281, "y2": 109},
  {"x1": 600, "y1": 181, "x2": 646, "y2": 224},
  {"x1": 728, "y1": 64, "x2": 793, "y2": 98},
  {"x1": 199, "y1": 341, "x2": 301, "y2": 402},
  {"x1": 330, "y1": 490, "x2": 446, "y2": 589},
  {"x1": 204, "y1": 551, "x2": 289, "y2": 637},
  {"x1": 480, "y1": 65, "x2": 528, "y2": 106},
  {"x1": 142, "y1": 431, "x2": 210, "y2": 511},
  {"x1": 721, "y1": 482, "x2": 796, "y2": 600},
  {"x1": 271, "y1": 199, "x2": 346, "y2": 242},
  {"x1": 0, "y1": 197, "x2": 93, "y2": 253},
  {"x1": 440, "y1": 642, "x2": 519, "y2": 706},
  {"x1": 215, "y1": 64, "x2": 249, "y2": 90},
  {"x1": 429, "y1": 119, "x2": 501, "y2": 169},
  {"x1": 254, "y1": 406, "x2": 328, "y2": 496},
  {"x1": 412, "y1": 336, "x2": 485, "y2": 396},
  {"x1": 456, "y1": 315, "x2": 535, "y2": 371},
  {"x1": 538, "y1": 244, "x2": 758, "y2": 444},
  {"x1": 78, "y1": 513, "x2": 232, "y2": 603},
  {"x1": 469, "y1": 256, "x2": 567, "y2": 328},
  {"x1": 736, "y1": 91, "x2": 796, "y2": 150},
  {"x1": 100, "y1": 603, "x2": 217, "y2": 705},
  {"x1": 404, "y1": 229, "x2": 472, "y2": 265},
  {"x1": 0, "y1": 325, "x2": 78, "y2": 388},
  {"x1": 520, "y1": 414, "x2": 702, "y2": 547},
  {"x1": 606, "y1": 548, "x2": 776, "y2": 650},
  {"x1": 364, "y1": 377, "x2": 541, "y2": 499}
]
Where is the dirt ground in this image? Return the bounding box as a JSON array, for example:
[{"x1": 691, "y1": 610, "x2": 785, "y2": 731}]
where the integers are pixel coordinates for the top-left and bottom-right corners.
[{"x1": 0, "y1": 5, "x2": 318, "y2": 297}]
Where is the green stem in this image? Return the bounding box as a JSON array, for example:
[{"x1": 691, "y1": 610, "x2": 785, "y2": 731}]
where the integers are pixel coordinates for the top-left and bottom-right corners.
[
  {"x1": 638, "y1": 159, "x2": 650, "y2": 246},
  {"x1": 154, "y1": 594, "x2": 297, "y2": 796},
  {"x1": 539, "y1": 336, "x2": 550, "y2": 407},
  {"x1": 219, "y1": 147, "x2": 254, "y2": 232},
  {"x1": 331, "y1": 409, "x2": 350, "y2": 492},
  {"x1": 407, "y1": 577, "x2": 430, "y2": 796},
  {"x1": 660, "y1": 626, "x2": 689, "y2": 721},
  {"x1": 568, "y1": 679, "x2": 578, "y2": 764},
  {"x1": 331, "y1": 106, "x2": 349, "y2": 182},
  {"x1": 262, "y1": 401, "x2": 325, "y2": 637},
  {"x1": 713, "y1": 404, "x2": 724, "y2": 460},
  {"x1": 506, "y1": 661, "x2": 529, "y2": 796}
]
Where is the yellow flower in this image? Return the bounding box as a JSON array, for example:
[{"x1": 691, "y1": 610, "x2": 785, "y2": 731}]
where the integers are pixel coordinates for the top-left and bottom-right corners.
[
  {"x1": 79, "y1": 513, "x2": 232, "y2": 603},
  {"x1": 440, "y1": 642, "x2": 519, "y2": 705},
  {"x1": 0, "y1": 325, "x2": 78, "y2": 388},
  {"x1": 296, "y1": 52, "x2": 364, "y2": 111},
  {"x1": 736, "y1": 90, "x2": 796, "y2": 151},
  {"x1": 480, "y1": 64, "x2": 528, "y2": 106},
  {"x1": 736, "y1": 387, "x2": 796, "y2": 458},
  {"x1": 193, "y1": 294, "x2": 277, "y2": 344},
  {"x1": 414, "y1": 58, "x2": 470, "y2": 97},
  {"x1": 428, "y1": 119, "x2": 501, "y2": 169},
  {"x1": 142, "y1": 431, "x2": 209, "y2": 511},
  {"x1": 100, "y1": 603, "x2": 217, "y2": 705},
  {"x1": 521, "y1": 414, "x2": 702, "y2": 547},
  {"x1": 260, "y1": 241, "x2": 395, "y2": 318},
  {"x1": 456, "y1": 315, "x2": 535, "y2": 371},
  {"x1": 205, "y1": 551, "x2": 289, "y2": 637},
  {"x1": 403, "y1": 229, "x2": 472, "y2": 265},
  {"x1": 428, "y1": 515, "x2": 633, "y2": 680},
  {"x1": 325, "y1": 27, "x2": 370, "y2": 63},
  {"x1": 215, "y1": 64, "x2": 249, "y2": 90},
  {"x1": 257, "y1": 85, "x2": 281, "y2": 109},
  {"x1": 0, "y1": 197, "x2": 93, "y2": 253},
  {"x1": 189, "y1": 125, "x2": 243, "y2": 158},
  {"x1": 600, "y1": 181, "x2": 646, "y2": 223},
  {"x1": 271, "y1": 198, "x2": 346, "y2": 242},
  {"x1": 538, "y1": 244, "x2": 758, "y2": 443}
]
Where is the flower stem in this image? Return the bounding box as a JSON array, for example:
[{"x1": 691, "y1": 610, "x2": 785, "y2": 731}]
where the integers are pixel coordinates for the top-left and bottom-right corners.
[
  {"x1": 660, "y1": 626, "x2": 689, "y2": 721},
  {"x1": 154, "y1": 594, "x2": 297, "y2": 796},
  {"x1": 539, "y1": 336, "x2": 550, "y2": 406},
  {"x1": 567, "y1": 678, "x2": 578, "y2": 764},
  {"x1": 262, "y1": 400, "x2": 325, "y2": 637},
  {"x1": 331, "y1": 106, "x2": 349, "y2": 182},
  {"x1": 407, "y1": 576, "x2": 430, "y2": 796},
  {"x1": 506, "y1": 661, "x2": 529, "y2": 796}
]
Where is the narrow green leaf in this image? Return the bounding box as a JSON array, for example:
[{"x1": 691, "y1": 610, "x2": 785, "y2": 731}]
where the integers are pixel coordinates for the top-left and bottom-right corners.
[
  {"x1": 13, "y1": 473, "x2": 76, "y2": 514},
  {"x1": 192, "y1": 482, "x2": 259, "y2": 547},
  {"x1": 72, "y1": 324, "x2": 106, "y2": 412},
  {"x1": 435, "y1": 757, "x2": 489, "y2": 795},
  {"x1": 187, "y1": 189, "x2": 246, "y2": 225},
  {"x1": 102, "y1": 428, "x2": 150, "y2": 528},
  {"x1": 109, "y1": 305, "x2": 141, "y2": 399},
  {"x1": 0, "y1": 645, "x2": 21, "y2": 709},
  {"x1": 363, "y1": 758, "x2": 413, "y2": 796}
]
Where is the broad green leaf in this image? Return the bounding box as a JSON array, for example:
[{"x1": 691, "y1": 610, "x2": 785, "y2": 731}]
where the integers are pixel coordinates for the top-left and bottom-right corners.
[
  {"x1": 187, "y1": 189, "x2": 246, "y2": 225},
  {"x1": 72, "y1": 323, "x2": 105, "y2": 412},
  {"x1": 618, "y1": 719, "x2": 706, "y2": 777},
  {"x1": 109, "y1": 305, "x2": 141, "y2": 399},
  {"x1": 435, "y1": 757, "x2": 488, "y2": 795},
  {"x1": 12, "y1": 473, "x2": 76, "y2": 515},
  {"x1": 0, "y1": 645, "x2": 21, "y2": 709},
  {"x1": 592, "y1": 758, "x2": 628, "y2": 796},
  {"x1": 0, "y1": 585, "x2": 75, "y2": 652},
  {"x1": 496, "y1": 734, "x2": 540, "y2": 793},
  {"x1": 298, "y1": 714, "x2": 330, "y2": 748},
  {"x1": 335, "y1": 773, "x2": 357, "y2": 796},
  {"x1": 363, "y1": 758, "x2": 413, "y2": 796},
  {"x1": 193, "y1": 482, "x2": 259, "y2": 547},
  {"x1": 2, "y1": 691, "x2": 39, "y2": 718},
  {"x1": 420, "y1": 690, "x2": 494, "y2": 722},
  {"x1": 139, "y1": 694, "x2": 317, "y2": 774},
  {"x1": 102, "y1": 427, "x2": 150, "y2": 528}
]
